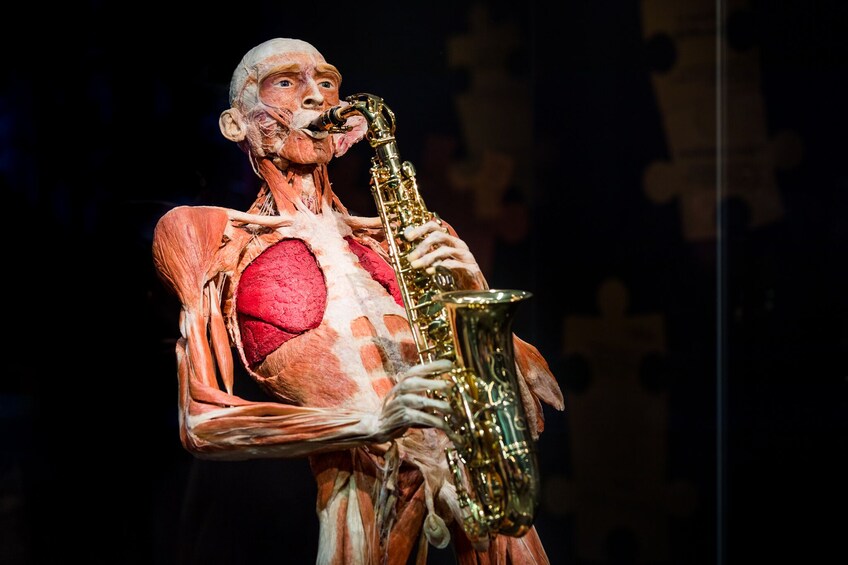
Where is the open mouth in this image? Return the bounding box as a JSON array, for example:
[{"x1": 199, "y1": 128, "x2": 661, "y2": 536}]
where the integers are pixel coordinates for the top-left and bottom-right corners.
[{"x1": 294, "y1": 112, "x2": 329, "y2": 140}]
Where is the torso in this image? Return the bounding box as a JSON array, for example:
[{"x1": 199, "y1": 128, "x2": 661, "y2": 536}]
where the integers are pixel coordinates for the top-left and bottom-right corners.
[{"x1": 226, "y1": 208, "x2": 418, "y2": 411}]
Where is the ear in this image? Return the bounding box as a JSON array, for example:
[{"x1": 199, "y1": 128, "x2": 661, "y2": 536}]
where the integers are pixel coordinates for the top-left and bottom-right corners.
[
  {"x1": 333, "y1": 114, "x2": 368, "y2": 157},
  {"x1": 219, "y1": 108, "x2": 246, "y2": 142}
]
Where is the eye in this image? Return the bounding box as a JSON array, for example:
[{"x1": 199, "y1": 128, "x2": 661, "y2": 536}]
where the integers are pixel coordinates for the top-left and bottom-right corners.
[
  {"x1": 318, "y1": 80, "x2": 335, "y2": 89},
  {"x1": 275, "y1": 78, "x2": 293, "y2": 87}
]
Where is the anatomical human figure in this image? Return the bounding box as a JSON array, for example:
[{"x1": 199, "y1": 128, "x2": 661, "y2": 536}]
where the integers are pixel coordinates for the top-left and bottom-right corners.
[{"x1": 151, "y1": 37, "x2": 563, "y2": 564}]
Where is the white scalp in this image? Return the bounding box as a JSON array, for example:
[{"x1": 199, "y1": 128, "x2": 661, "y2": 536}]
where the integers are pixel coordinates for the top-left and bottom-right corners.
[{"x1": 229, "y1": 38, "x2": 327, "y2": 108}]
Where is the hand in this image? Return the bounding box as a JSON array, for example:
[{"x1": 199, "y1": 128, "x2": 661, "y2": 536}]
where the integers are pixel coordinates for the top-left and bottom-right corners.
[
  {"x1": 404, "y1": 220, "x2": 486, "y2": 288},
  {"x1": 369, "y1": 359, "x2": 455, "y2": 443}
]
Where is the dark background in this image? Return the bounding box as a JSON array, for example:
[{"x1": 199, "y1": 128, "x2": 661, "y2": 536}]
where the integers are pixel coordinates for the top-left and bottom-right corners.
[{"x1": 2, "y1": 1, "x2": 846, "y2": 564}]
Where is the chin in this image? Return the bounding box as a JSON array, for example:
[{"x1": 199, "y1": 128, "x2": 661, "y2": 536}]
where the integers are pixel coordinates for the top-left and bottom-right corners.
[{"x1": 282, "y1": 136, "x2": 333, "y2": 165}]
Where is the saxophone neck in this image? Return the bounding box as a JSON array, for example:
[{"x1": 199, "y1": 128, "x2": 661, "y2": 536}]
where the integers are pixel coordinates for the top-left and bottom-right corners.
[
  {"x1": 308, "y1": 93, "x2": 396, "y2": 145},
  {"x1": 307, "y1": 103, "x2": 358, "y2": 133}
]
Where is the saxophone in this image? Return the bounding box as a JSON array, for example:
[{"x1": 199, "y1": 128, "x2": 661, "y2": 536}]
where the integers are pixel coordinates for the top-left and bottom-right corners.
[{"x1": 310, "y1": 93, "x2": 540, "y2": 541}]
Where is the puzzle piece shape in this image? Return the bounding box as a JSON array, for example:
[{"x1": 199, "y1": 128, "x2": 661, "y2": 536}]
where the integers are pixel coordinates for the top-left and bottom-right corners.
[
  {"x1": 549, "y1": 278, "x2": 697, "y2": 562},
  {"x1": 416, "y1": 133, "x2": 496, "y2": 276},
  {"x1": 642, "y1": 0, "x2": 797, "y2": 240},
  {"x1": 446, "y1": 3, "x2": 533, "y2": 221},
  {"x1": 447, "y1": 149, "x2": 515, "y2": 220}
]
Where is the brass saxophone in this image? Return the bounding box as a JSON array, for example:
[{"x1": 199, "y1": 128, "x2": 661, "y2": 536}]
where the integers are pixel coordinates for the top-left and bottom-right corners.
[{"x1": 310, "y1": 93, "x2": 540, "y2": 541}]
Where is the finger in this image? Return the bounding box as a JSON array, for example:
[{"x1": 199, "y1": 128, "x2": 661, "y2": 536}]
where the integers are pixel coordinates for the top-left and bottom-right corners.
[
  {"x1": 393, "y1": 375, "x2": 451, "y2": 395},
  {"x1": 417, "y1": 227, "x2": 453, "y2": 248},
  {"x1": 403, "y1": 359, "x2": 453, "y2": 378},
  {"x1": 407, "y1": 232, "x2": 464, "y2": 264},
  {"x1": 403, "y1": 220, "x2": 445, "y2": 242},
  {"x1": 404, "y1": 409, "x2": 452, "y2": 433},
  {"x1": 415, "y1": 244, "x2": 469, "y2": 267},
  {"x1": 397, "y1": 394, "x2": 451, "y2": 413},
  {"x1": 380, "y1": 402, "x2": 450, "y2": 432},
  {"x1": 424, "y1": 258, "x2": 480, "y2": 277}
]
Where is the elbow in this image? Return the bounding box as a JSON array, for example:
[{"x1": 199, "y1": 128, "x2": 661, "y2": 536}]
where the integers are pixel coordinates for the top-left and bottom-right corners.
[
  {"x1": 179, "y1": 420, "x2": 223, "y2": 460},
  {"x1": 179, "y1": 419, "x2": 253, "y2": 461},
  {"x1": 180, "y1": 422, "x2": 207, "y2": 457}
]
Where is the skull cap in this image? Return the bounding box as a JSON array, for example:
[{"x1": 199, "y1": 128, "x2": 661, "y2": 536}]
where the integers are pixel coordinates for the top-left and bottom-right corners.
[{"x1": 229, "y1": 38, "x2": 327, "y2": 107}]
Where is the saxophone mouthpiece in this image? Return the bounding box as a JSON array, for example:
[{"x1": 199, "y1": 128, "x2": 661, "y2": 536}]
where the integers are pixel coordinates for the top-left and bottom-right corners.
[{"x1": 308, "y1": 106, "x2": 348, "y2": 132}]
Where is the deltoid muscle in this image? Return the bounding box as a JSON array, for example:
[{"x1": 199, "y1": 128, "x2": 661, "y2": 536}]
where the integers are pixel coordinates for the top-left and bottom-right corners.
[{"x1": 310, "y1": 93, "x2": 540, "y2": 541}]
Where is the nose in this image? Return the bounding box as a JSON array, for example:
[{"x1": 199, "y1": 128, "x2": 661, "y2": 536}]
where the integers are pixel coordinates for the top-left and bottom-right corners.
[{"x1": 302, "y1": 78, "x2": 325, "y2": 109}]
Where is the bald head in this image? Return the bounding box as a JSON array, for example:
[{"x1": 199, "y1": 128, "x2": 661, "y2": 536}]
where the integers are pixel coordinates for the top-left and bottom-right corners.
[{"x1": 229, "y1": 38, "x2": 337, "y2": 109}]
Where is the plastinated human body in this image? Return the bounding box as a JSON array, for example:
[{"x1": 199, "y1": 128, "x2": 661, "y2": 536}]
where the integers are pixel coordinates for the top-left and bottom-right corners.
[{"x1": 152, "y1": 38, "x2": 563, "y2": 564}]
